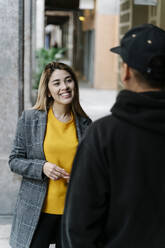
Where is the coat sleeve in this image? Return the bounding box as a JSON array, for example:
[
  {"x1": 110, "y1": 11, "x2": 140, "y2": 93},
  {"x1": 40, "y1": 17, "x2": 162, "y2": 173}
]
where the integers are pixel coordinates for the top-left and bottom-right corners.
[
  {"x1": 8, "y1": 111, "x2": 46, "y2": 180},
  {"x1": 62, "y1": 124, "x2": 110, "y2": 248}
]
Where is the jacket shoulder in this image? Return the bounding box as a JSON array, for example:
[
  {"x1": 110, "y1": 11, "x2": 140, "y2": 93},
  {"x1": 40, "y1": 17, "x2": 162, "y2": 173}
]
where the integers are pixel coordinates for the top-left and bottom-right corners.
[
  {"x1": 21, "y1": 109, "x2": 46, "y2": 123},
  {"x1": 78, "y1": 115, "x2": 92, "y2": 126}
]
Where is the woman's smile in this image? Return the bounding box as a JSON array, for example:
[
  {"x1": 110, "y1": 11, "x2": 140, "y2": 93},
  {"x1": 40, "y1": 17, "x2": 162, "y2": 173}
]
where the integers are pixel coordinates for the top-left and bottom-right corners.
[{"x1": 59, "y1": 91, "x2": 72, "y2": 98}]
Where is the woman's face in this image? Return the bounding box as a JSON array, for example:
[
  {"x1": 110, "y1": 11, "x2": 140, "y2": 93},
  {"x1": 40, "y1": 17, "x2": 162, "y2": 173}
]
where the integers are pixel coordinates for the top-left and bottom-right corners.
[{"x1": 48, "y1": 69, "x2": 75, "y2": 106}]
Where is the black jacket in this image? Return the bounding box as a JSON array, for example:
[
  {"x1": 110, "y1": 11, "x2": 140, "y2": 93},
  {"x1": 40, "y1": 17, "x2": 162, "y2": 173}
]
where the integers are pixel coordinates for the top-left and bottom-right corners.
[{"x1": 62, "y1": 90, "x2": 165, "y2": 248}]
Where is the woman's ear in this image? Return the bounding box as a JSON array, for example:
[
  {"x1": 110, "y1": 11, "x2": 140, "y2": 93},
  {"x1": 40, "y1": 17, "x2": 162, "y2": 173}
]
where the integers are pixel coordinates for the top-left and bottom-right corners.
[{"x1": 48, "y1": 91, "x2": 51, "y2": 98}]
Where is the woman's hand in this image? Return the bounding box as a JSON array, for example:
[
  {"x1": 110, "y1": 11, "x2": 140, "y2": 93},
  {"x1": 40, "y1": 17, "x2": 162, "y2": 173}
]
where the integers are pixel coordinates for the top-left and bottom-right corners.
[{"x1": 43, "y1": 162, "x2": 70, "y2": 181}]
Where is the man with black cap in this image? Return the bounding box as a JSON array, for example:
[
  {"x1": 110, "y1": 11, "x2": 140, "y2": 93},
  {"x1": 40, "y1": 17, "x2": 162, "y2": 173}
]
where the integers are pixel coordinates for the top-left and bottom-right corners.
[{"x1": 62, "y1": 24, "x2": 165, "y2": 248}]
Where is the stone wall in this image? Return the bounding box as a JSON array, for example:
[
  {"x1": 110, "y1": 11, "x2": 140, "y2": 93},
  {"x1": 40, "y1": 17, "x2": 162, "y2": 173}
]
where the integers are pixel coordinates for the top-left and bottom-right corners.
[{"x1": 0, "y1": 0, "x2": 22, "y2": 214}]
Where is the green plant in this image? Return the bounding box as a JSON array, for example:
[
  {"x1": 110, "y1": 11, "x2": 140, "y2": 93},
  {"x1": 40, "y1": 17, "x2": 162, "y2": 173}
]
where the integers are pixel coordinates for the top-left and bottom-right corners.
[{"x1": 33, "y1": 47, "x2": 67, "y2": 89}]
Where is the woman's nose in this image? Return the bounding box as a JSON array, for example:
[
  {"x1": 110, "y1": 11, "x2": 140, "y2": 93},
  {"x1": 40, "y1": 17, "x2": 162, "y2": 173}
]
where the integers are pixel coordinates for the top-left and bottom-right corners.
[{"x1": 61, "y1": 82, "x2": 69, "y2": 89}]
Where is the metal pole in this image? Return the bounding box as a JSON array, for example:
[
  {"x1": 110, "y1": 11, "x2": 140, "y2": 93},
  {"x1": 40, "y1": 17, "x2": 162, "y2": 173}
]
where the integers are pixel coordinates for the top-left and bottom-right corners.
[
  {"x1": 18, "y1": 0, "x2": 25, "y2": 116},
  {"x1": 30, "y1": 0, "x2": 33, "y2": 99}
]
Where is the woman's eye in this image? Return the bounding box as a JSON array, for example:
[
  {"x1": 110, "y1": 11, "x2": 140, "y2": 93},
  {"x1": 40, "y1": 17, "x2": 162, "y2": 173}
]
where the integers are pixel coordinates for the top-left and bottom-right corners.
[
  {"x1": 54, "y1": 82, "x2": 60, "y2": 86},
  {"x1": 67, "y1": 79, "x2": 72, "y2": 83}
]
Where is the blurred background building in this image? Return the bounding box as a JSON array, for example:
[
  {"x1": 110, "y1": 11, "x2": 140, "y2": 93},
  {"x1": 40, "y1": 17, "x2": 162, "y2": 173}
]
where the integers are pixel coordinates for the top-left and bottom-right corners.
[
  {"x1": 36, "y1": 0, "x2": 120, "y2": 91},
  {"x1": 0, "y1": 0, "x2": 164, "y2": 215}
]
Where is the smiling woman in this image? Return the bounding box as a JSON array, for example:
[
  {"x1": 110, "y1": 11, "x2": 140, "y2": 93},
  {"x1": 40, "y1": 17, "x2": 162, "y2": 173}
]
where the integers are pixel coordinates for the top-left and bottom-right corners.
[
  {"x1": 33, "y1": 62, "x2": 88, "y2": 118},
  {"x1": 8, "y1": 62, "x2": 92, "y2": 248},
  {"x1": 48, "y1": 69, "x2": 75, "y2": 113}
]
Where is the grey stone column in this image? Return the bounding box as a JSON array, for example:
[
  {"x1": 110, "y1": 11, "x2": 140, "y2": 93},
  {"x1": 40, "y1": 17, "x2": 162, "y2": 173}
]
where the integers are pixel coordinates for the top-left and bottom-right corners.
[{"x1": 0, "y1": 0, "x2": 24, "y2": 214}]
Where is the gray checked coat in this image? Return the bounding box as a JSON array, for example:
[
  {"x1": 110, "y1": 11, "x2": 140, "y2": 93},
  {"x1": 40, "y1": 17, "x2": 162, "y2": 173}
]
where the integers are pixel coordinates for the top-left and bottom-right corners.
[{"x1": 8, "y1": 109, "x2": 91, "y2": 248}]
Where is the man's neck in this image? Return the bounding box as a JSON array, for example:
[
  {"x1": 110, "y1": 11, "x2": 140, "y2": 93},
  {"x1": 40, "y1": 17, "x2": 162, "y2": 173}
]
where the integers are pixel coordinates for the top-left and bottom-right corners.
[{"x1": 125, "y1": 80, "x2": 161, "y2": 93}]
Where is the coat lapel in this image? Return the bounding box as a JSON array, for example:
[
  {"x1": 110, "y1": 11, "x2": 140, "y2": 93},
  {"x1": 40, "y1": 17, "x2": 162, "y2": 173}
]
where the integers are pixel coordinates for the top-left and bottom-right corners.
[{"x1": 32, "y1": 110, "x2": 47, "y2": 160}]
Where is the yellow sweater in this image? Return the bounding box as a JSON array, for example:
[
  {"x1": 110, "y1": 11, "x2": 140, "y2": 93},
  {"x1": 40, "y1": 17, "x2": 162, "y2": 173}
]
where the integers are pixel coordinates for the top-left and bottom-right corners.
[{"x1": 42, "y1": 108, "x2": 78, "y2": 214}]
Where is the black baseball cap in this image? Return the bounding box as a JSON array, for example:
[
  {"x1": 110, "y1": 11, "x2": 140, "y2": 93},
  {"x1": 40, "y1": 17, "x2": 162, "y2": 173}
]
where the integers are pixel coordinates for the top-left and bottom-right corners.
[{"x1": 110, "y1": 24, "x2": 165, "y2": 78}]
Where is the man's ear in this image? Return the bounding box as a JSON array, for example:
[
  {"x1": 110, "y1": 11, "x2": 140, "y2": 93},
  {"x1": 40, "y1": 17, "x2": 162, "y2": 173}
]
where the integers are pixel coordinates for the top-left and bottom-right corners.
[{"x1": 121, "y1": 63, "x2": 131, "y2": 83}]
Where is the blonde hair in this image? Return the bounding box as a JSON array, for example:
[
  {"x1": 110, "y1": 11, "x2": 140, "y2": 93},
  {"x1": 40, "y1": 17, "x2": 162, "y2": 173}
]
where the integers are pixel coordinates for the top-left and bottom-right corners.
[{"x1": 33, "y1": 62, "x2": 89, "y2": 118}]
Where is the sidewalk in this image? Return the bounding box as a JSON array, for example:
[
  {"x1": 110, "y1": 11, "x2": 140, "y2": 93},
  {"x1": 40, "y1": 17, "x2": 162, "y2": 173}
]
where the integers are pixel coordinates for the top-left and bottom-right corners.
[
  {"x1": 79, "y1": 87, "x2": 117, "y2": 121},
  {"x1": 0, "y1": 216, "x2": 12, "y2": 248},
  {"x1": 0, "y1": 87, "x2": 118, "y2": 247}
]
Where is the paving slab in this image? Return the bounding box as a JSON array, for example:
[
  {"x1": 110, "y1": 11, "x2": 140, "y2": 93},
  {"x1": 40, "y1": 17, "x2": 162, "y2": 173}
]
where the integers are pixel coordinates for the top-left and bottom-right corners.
[
  {"x1": 79, "y1": 88, "x2": 117, "y2": 121},
  {"x1": 0, "y1": 216, "x2": 12, "y2": 248}
]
